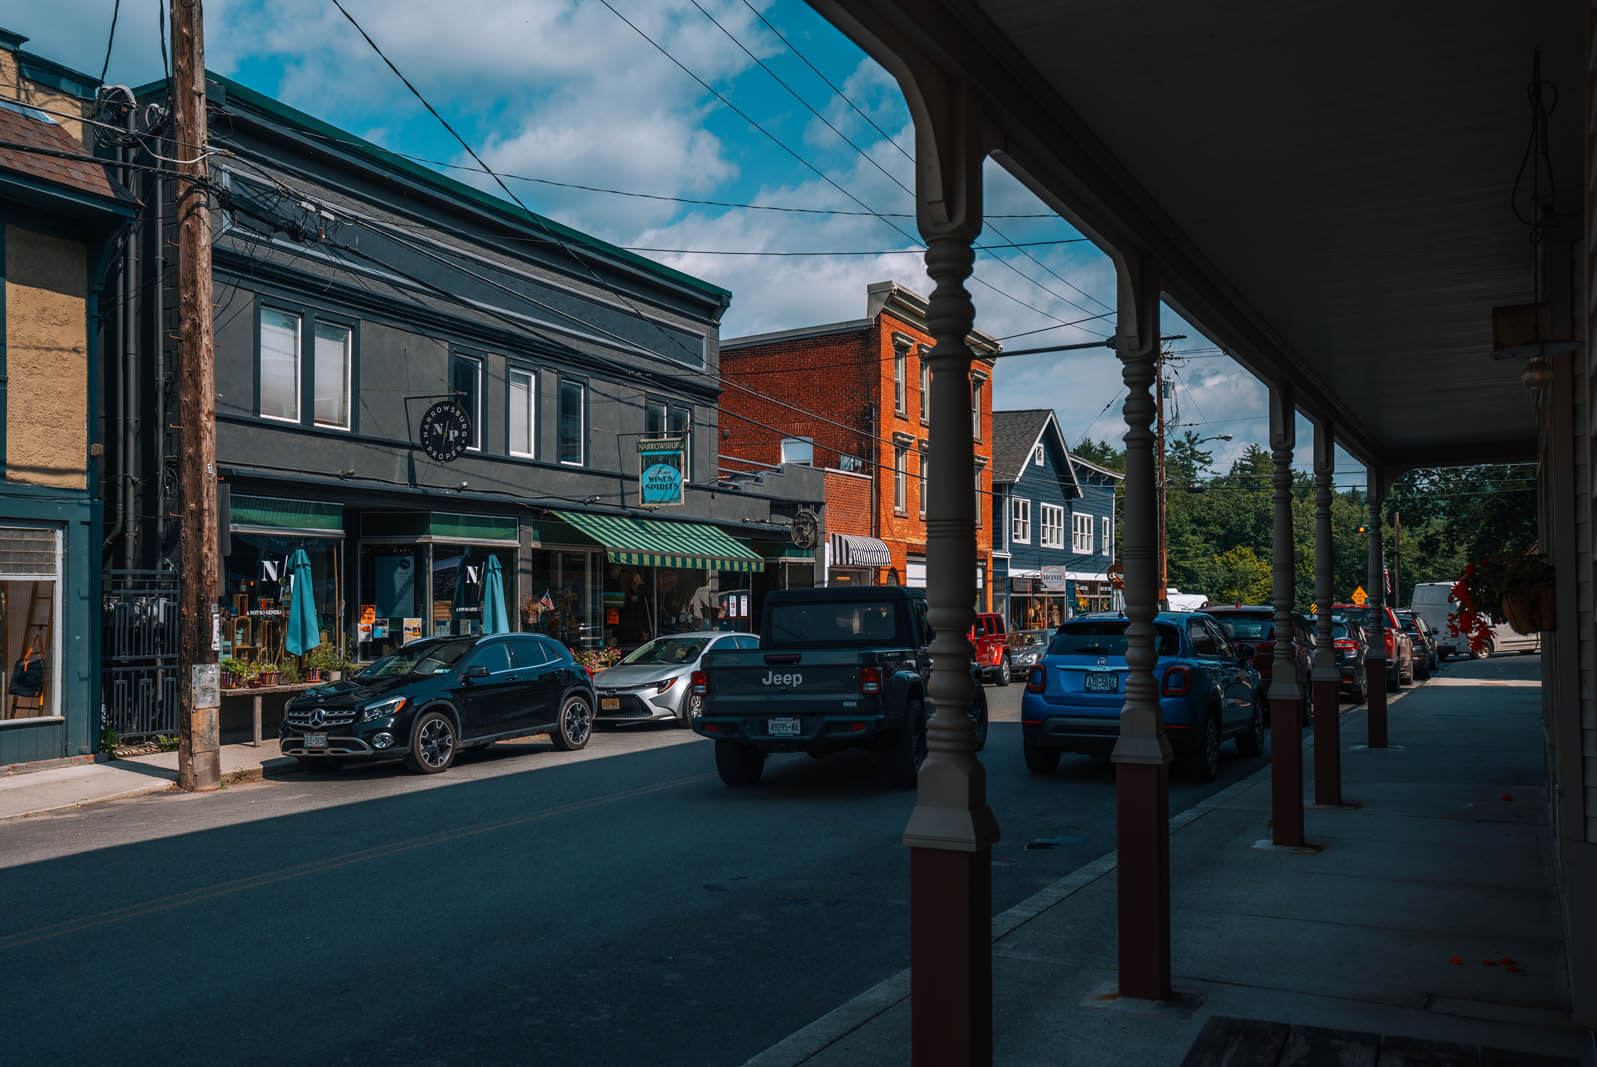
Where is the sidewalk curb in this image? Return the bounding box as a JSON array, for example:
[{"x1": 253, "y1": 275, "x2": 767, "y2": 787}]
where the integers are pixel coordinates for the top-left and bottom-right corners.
[{"x1": 743, "y1": 685, "x2": 1419, "y2": 1067}]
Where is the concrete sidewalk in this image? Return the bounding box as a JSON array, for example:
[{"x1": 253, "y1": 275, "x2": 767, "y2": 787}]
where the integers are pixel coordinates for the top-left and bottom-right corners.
[
  {"x1": 0, "y1": 741, "x2": 293, "y2": 822},
  {"x1": 749, "y1": 660, "x2": 1597, "y2": 1066}
]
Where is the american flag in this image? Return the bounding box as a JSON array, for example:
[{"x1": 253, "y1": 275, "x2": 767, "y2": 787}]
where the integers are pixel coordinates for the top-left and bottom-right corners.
[
  {"x1": 1382, "y1": 564, "x2": 1391, "y2": 595},
  {"x1": 539, "y1": 590, "x2": 556, "y2": 610}
]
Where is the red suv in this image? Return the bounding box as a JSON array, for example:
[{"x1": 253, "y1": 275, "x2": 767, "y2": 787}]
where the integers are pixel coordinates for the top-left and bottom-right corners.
[{"x1": 968, "y1": 613, "x2": 1012, "y2": 685}]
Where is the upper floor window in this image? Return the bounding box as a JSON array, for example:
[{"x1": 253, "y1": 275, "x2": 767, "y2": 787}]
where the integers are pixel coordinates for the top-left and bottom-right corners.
[
  {"x1": 974, "y1": 465, "x2": 984, "y2": 527},
  {"x1": 781, "y1": 437, "x2": 814, "y2": 465},
  {"x1": 893, "y1": 345, "x2": 907, "y2": 415},
  {"x1": 1040, "y1": 504, "x2": 1065, "y2": 549},
  {"x1": 1102, "y1": 516, "x2": 1112, "y2": 560},
  {"x1": 558, "y1": 377, "x2": 586, "y2": 466},
  {"x1": 919, "y1": 356, "x2": 930, "y2": 423},
  {"x1": 260, "y1": 306, "x2": 354, "y2": 431},
  {"x1": 1033, "y1": 443, "x2": 1044, "y2": 466},
  {"x1": 894, "y1": 444, "x2": 908, "y2": 514},
  {"x1": 508, "y1": 367, "x2": 536, "y2": 458},
  {"x1": 259, "y1": 308, "x2": 301, "y2": 423},
  {"x1": 918, "y1": 451, "x2": 928, "y2": 519},
  {"x1": 450, "y1": 355, "x2": 483, "y2": 452},
  {"x1": 646, "y1": 396, "x2": 693, "y2": 481},
  {"x1": 1011, "y1": 497, "x2": 1031, "y2": 544},
  {"x1": 1072, "y1": 512, "x2": 1094, "y2": 554},
  {"x1": 971, "y1": 376, "x2": 984, "y2": 440}
]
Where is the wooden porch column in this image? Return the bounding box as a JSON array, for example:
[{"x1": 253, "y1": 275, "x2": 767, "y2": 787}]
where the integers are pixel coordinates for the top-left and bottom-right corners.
[
  {"x1": 1365, "y1": 470, "x2": 1389, "y2": 747},
  {"x1": 1311, "y1": 422, "x2": 1342, "y2": 804},
  {"x1": 1112, "y1": 252, "x2": 1174, "y2": 1000},
  {"x1": 1268, "y1": 386, "x2": 1304, "y2": 845},
  {"x1": 901, "y1": 76, "x2": 999, "y2": 1067}
]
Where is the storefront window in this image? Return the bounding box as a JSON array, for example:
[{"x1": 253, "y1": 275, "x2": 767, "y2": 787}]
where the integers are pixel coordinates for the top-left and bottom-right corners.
[
  {"x1": 0, "y1": 527, "x2": 60, "y2": 721},
  {"x1": 526, "y1": 548, "x2": 601, "y2": 650},
  {"x1": 359, "y1": 543, "x2": 426, "y2": 660},
  {"x1": 430, "y1": 545, "x2": 517, "y2": 638},
  {"x1": 222, "y1": 532, "x2": 343, "y2": 665}
]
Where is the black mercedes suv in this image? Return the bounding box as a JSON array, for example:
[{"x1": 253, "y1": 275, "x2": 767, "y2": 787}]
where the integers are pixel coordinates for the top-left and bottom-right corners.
[{"x1": 280, "y1": 633, "x2": 595, "y2": 774}]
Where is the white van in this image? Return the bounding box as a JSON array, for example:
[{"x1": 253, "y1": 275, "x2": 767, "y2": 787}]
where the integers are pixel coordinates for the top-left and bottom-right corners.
[{"x1": 1410, "y1": 581, "x2": 1541, "y2": 658}]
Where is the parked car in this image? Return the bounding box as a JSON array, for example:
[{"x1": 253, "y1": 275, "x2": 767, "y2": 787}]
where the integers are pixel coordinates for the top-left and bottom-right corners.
[
  {"x1": 593, "y1": 631, "x2": 760, "y2": 727},
  {"x1": 1309, "y1": 614, "x2": 1370, "y2": 703},
  {"x1": 1006, "y1": 629, "x2": 1052, "y2": 676},
  {"x1": 1410, "y1": 582, "x2": 1465, "y2": 659},
  {"x1": 1395, "y1": 610, "x2": 1438, "y2": 678},
  {"x1": 692, "y1": 587, "x2": 988, "y2": 788},
  {"x1": 1020, "y1": 611, "x2": 1264, "y2": 782},
  {"x1": 969, "y1": 612, "x2": 1012, "y2": 684},
  {"x1": 1204, "y1": 604, "x2": 1314, "y2": 724},
  {"x1": 1332, "y1": 602, "x2": 1414, "y2": 691},
  {"x1": 281, "y1": 633, "x2": 596, "y2": 774}
]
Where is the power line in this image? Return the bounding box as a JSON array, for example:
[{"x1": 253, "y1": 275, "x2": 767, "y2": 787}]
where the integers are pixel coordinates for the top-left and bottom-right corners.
[
  {"x1": 98, "y1": 0, "x2": 122, "y2": 83},
  {"x1": 619, "y1": 238, "x2": 1087, "y2": 256}
]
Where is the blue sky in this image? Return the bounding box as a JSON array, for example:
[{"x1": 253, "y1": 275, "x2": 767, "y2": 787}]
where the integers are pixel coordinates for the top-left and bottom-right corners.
[{"x1": 13, "y1": 0, "x2": 1360, "y2": 478}]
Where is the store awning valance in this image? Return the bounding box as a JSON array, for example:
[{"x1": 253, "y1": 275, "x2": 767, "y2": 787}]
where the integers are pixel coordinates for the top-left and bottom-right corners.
[
  {"x1": 829, "y1": 533, "x2": 891, "y2": 568},
  {"x1": 549, "y1": 511, "x2": 764, "y2": 573}
]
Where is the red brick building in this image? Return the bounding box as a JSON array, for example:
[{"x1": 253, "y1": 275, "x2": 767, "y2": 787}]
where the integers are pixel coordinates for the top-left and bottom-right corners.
[{"x1": 720, "y1": 282, "x2": 998, "y2": 605}]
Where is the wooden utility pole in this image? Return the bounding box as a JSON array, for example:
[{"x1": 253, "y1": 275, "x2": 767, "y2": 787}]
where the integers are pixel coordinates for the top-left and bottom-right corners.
[
  {"x1": 173, "y1": 0, "x2": 221, "y2": 791},
  {"x1": 1155, "y1": 348, "x2": 1169, "y2": 610}
]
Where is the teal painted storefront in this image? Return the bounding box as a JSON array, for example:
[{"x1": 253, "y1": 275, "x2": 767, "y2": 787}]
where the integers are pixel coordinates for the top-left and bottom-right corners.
[{"x1": 0, "y1": 490, "x2": 100, "y2": 766}]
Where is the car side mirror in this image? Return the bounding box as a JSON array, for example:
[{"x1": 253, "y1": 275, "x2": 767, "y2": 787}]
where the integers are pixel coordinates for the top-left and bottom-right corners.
[
  {"x1": 462, "y1": 664, "x2": 491, "y2": 683},
  {"x1": 1235, "y1": 643, "x2": 1257, "y2": 662}
]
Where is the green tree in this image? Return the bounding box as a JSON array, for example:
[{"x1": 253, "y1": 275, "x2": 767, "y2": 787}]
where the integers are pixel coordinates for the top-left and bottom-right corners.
[
  {"x1": 1071, "y1": 437, "x2": 1124, "y2": 471},
  {"x1": 1200, "y1": 545, "x2": 1273, "y2": 604}
]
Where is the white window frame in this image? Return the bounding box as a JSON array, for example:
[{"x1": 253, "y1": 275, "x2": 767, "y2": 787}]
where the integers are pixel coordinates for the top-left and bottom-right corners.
[
  {"x1": 918, "y1": 451, "x2": 928, "y2": 518},
  {"x1": 971, "y1": 375, "x2": 985, "y2": 441},
  {"x1": 974, "y1": 465, "x2": 984, "y2": 527},
  {"x1": 1073, "y1": 512, "x2": 1094, "y2": 553},
  {"x1": 894, "y1": 444, "x2": 908, "y2": 513},
  {"x1": 894, "y1": 346, "x2": 907, "y2": 415},
  {"x1": 258, "y1": 307, "x2": 302, "y2": 424},
  {"x1": 312, "y1": 321, "x2": 352, "y2": 430},
  {"x1": 919, "y1": 356, "x2": 930, "y2": 423},
  {"x1": 1011, "y1": 497, "x2": 1031, "y2": 544},
  {"x1": 558, "y1": 378, "x2": 586, "y2": 467},
  {"x1": 1102, "y1": 516, "x2": 1112, "y2": 560},
  {"x1": 1033, "y1": 443, "x2": 1044, "y2": 466},
  {"x1": 0, "y1": 526, "x2": 63, "y2": 722},
  {"x1": 508, "y1": 366, "x2": 536, "y2": 458},
  {"x1": 1041, "y1": 503, "x2": 1066, "y2": 549},
  {"x1": 452, "y1": 354, "x2": 483, "y2": 452}
]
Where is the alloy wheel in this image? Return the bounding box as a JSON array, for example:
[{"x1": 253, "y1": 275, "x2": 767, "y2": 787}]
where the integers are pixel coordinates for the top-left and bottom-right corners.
[
  {"x1": 564, "y1": 697, "x2": 592, "y2": 746},
  {"x1": 418, "y1": 717, "x2": 455, "y2": 770}
]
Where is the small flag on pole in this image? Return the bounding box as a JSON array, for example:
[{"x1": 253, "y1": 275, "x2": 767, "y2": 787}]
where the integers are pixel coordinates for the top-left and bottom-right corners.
[
  {"x1": 539, "y1": 590, "x2": 555, "y2": 610},
  {"x1": 1382, "y1": 564, "x2": 1391, "y2": 595}
]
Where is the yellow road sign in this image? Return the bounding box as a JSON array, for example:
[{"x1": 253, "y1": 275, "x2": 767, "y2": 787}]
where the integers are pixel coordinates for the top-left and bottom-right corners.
[
  {"x1": 1352, "y1": 586, "x2": 1367, "y2": 606},
  {"x1": 1308, "y1": 603, "x2": 1317, "y2": 615}
]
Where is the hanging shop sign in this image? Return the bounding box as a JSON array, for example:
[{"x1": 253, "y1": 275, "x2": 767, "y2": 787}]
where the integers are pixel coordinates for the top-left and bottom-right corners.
[
  {"x1": 790, "y1": 509, "x2": 819, "y2": 549},
  {"x1": 419, "y1": 400, "x2": 472, "y2": 463},
  {"x1": 1041, "y1": 565, "x2": 1068, "y2": 591},
  {"x1": 637, "y1": 436, "x2": 687, "y2": 507}
]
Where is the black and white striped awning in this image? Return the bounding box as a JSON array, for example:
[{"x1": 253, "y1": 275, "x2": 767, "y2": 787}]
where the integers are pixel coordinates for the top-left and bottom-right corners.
[{"x1": 829, "y1": 533, "x2": 891, "y2": 568}]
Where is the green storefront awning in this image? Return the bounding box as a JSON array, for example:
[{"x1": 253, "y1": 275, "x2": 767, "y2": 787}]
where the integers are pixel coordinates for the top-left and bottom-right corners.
[
  {"x1": 231, "y1": 495, "x2": 343, "y2": 533},
  {"x1": 550, "y1": 510, "x2": 765, "y2": 573}
]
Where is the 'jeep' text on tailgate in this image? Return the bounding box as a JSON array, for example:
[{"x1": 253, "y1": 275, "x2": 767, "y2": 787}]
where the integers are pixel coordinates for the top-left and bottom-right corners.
[{"x1": 762, "y1": 671, "x2": 802, "y2": 686}]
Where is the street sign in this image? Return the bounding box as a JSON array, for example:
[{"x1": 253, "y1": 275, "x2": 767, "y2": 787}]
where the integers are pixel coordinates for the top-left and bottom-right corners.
[
  {"x1": 1352, "y1": 586, "x2": 1368, "y2": 606},
  {"x1": 1308, "y1": 603, "x2": 1317, "y2": 615}
]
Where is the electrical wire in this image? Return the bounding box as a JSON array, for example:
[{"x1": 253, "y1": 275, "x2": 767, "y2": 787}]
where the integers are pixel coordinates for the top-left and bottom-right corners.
[{"x1": 98, "y1": 0, "x2": 122, "y2": 83}]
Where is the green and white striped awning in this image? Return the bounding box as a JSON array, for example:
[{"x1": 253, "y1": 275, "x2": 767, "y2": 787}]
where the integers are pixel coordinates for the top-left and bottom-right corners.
[{"x1": 550, "y1": 510, "x2": 765, "y2": 573}]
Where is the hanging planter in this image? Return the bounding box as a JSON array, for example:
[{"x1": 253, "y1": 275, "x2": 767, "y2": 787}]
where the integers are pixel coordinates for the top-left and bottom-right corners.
[
  {"x1": 1451, "y1": 552, "x2": 1555, "y2": 648},
  {"x1": 1501, "y1": 583, "x2": 1556, "y2": 635}
]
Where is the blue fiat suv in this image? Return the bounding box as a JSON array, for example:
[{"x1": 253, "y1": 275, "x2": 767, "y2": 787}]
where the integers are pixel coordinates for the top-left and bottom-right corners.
[{"x1": 1020, "y1": 612, "x2": 1264, "y2": 780}]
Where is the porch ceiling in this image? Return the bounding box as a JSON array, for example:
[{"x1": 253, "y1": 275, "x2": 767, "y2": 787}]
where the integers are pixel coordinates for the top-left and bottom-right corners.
[{"x1": 813, "y1": 0, "x2": 1584, "y2": 468}]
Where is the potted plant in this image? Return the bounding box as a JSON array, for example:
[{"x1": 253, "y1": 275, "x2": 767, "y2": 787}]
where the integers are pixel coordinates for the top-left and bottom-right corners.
[
  {"x1": 220, "y1": 656, "x2": 250, "y2": 690},
  {"x1": 1450, "y1": 551, "x2": 1555, "y2": 649},
  {"x1": 256, "y1": 659, "x2": 281, "y2": 688},
  {"x1": 304, "y1": 643, "x2": 338, "y2": 682}
]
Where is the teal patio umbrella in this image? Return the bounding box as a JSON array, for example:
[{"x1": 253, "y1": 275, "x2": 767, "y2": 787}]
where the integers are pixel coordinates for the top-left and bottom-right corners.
[
  {"x1": 284, "y1": 548, "x2": 321, "y2": 656},
  {"x1": 481, "y1": 555, "x2": 510, "y2": 635}
]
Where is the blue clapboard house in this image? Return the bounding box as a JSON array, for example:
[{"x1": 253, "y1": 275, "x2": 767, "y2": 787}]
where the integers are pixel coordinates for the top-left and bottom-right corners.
[{"x1": 990, "y1": 409, "x2": 1122, "y2": 631}]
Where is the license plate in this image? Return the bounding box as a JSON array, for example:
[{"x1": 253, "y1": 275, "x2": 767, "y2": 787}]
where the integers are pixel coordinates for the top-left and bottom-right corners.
[
  {"x1": 1084, "y1": 671, "x2": 1119, "y2": 693},
  {"x1": 768, "y1": 717, "x2": 802, "y2": 737},
  {"x1": 601, "y1": 697, "x2": 621, "y2": 711},
  {"x1": 303, "y1": 733, "x2": 328, "y2": 749}
]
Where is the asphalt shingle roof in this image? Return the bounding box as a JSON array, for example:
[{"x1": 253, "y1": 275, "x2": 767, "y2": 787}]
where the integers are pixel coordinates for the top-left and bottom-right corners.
[
  {"x1": 992, "y1": 409, "x2": 1052, "y2": 484},
  {"x1": 0, "y1": 102, "x2": 123, "y2": 202}
]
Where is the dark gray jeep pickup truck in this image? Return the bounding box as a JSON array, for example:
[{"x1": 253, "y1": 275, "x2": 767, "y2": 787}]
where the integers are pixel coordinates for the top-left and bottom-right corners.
[{"x1": 689, "y1": 586, "x2": 988, "y2": 787}]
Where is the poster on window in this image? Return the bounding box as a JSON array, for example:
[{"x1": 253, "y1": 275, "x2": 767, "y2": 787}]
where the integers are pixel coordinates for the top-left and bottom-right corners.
[{"x1": 637, "y1": 436, "x2": 686, "y2": 507}]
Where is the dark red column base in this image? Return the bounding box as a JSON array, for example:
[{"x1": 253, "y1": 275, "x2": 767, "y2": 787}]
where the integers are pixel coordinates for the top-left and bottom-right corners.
[
  {"x1": 1269, "y1": 696, "x2": 1305, "y2": 846},
  {"x1": 910, "y1": 846, "x2": 992, "y2": 1067},
  {"x1": 1311, "y1": 679, "x2": 1342, "y2": 805},
  {"x1": 1366, "y1": 662, "x2": 1389, "y2": 748},
  {"x1": 1116, "y1": 760, "x2": 1172, "y2": 1000}
]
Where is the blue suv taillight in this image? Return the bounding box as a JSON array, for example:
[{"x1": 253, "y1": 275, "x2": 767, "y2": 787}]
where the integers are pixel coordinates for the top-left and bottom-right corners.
[{"x1": 1026, "y1": 665, "x2": 1045, "y2": 693}]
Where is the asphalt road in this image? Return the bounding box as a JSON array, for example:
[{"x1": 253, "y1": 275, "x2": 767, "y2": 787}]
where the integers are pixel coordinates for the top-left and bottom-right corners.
[{"x1": 0, "y1": 682, "x2": 1295, "y2": 1066}]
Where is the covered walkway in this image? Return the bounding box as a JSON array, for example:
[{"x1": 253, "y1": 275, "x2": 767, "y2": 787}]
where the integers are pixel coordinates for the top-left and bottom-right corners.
[{"x1": 751, "y1": 656, "x2": 1591, "y2": 1065}]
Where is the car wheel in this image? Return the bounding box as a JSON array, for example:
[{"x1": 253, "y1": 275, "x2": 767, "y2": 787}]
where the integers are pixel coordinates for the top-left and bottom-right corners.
[
  {"x1": 1386, "y1": 665, "x2": 1400, "y2": 693},
  {"x1": 1471, "y1": 640, "x2": 1492, "y2": 660},
  {"x1": 681, "y1": 692, "x2": 705, "y2": 728},
  {"x1": 1181, "y1": 712, "x2": 1221, "y2": 782},
  {"x1": 1415, "y1": 657, "x2": 1430, "y2": 681},
  {"x1": 1351, "y1": 671, "x2": 1367, "y2": 705},
  {"x1": 884, "y1": 699, "x2": 927, "y2": 789},
  {"x1": 551, "y1": 694, "x2": 593, "y2": 751},
  {"x1": 1023, "y1": 742, "x2": 1061, "y2": 776},
  {"x1": 995, "y1": 655, "x2": 1011, "y2": 687},
  {"x1": 1236, "y1": 697, "x2": 1266, "y2": 758},
  {"x1": 294, "y1": 756, "x2": 343, "y2": 773},
  {"x1": 714, "y1": 740, "x2": 764, "y2": 786},
  {"x1": 406, "y1": 711, "x2": 457, "y2": 774}
]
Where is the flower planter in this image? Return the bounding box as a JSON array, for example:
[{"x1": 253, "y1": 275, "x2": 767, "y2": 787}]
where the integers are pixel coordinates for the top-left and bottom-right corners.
[{"x1": 1501, "y1": 584, "x2": 1555, "y2": 635}]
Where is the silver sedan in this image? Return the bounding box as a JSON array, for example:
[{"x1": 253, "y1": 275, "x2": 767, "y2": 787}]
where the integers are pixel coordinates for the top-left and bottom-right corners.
[{"x1": 593, "y1": 632, "x2": 760, "y2": 726}]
